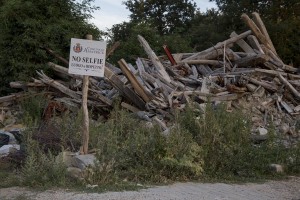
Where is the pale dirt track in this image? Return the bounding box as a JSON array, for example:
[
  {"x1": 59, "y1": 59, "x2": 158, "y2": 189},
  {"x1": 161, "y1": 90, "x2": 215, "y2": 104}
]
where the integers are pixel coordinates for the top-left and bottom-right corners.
[{"x1": 0, "y1": 176, "x2": 299, "y2": 200}]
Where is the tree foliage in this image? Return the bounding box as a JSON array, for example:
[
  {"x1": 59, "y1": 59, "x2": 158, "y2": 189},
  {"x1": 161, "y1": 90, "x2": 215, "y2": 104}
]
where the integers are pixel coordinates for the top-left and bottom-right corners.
[
  {"x1": 210, "y1": 0, "x2": 300, "y2": 65},
  {"x1": 107, "y1": 21, "x2": 192, "y2": 64},
  {"x1": 0, "y1": 0, "x2": 101, "y2": 94},
  {"x1": 108, "y1": 0, "x2": 299, "y2": 68},
  {"x1": 123, "y1": 0, "x2": 197, "y2": 35}
]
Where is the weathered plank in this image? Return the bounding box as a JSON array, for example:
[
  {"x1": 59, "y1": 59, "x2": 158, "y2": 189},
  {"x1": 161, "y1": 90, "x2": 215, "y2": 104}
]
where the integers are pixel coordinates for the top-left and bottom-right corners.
[
  {"x1": 182, "y1": 30, "x2": 252, "y2": 61},
  {"x1": 138, "y1": 35, "x2": 172, "y2": 83}
]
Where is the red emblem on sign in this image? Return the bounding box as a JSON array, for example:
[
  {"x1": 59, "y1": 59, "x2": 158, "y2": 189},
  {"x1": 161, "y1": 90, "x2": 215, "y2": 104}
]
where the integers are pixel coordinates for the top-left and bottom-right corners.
[{"x1": 73, "y1": 43, "x2": 82, "y2": 53}]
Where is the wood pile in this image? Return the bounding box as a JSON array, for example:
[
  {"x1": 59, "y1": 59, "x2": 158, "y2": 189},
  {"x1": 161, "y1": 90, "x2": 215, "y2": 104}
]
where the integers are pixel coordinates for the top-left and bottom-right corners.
[{"x1": 1, "y1": 13, "x2": 299, "y2": 139}]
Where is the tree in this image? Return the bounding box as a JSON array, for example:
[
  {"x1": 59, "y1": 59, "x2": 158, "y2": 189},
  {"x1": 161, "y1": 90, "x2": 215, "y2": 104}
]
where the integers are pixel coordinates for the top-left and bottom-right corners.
[
  {"x1": 210, "y1": 0, "x2": 300, "y2": 65},
  {"x1": 187, "y1": 9, "x2": 229, "y2": 51},
  {"x1": 107, "y1": 21, "x2": 192, "y2": 64},
  {"x1": 0, "y1": 0, "x2": 101, "y2": 94},
  {"x1": 123, "y1": 0, "x2": 197, "y2": 35}
]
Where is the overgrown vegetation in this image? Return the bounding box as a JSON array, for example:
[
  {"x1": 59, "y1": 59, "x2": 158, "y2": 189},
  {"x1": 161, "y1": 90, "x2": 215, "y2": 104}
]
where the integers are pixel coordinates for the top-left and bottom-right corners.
[{"x1": 1, "y1": 95, "x2": 299, "y2": 190}]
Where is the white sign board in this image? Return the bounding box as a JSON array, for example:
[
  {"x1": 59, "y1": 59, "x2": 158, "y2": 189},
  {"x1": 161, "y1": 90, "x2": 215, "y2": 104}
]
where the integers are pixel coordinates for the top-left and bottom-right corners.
[{"x1": 69, "y1": 38, "x2": 106, "y2": 77}]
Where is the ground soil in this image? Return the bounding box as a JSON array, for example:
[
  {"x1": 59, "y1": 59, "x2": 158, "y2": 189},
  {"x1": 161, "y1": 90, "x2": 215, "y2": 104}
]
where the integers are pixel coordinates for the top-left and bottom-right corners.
[{"x1": 0, "y1": 176, "x2": 299, "y2": 200}]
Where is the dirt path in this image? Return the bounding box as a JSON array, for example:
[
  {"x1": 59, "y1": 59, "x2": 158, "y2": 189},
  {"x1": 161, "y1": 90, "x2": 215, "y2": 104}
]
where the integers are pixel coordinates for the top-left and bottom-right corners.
[{"x1": 1, "y1": 176, "x2": 299, "y2": 200}]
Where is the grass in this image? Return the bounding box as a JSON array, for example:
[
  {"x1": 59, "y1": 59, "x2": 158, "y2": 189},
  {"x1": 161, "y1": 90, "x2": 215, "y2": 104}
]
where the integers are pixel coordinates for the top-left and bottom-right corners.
[{"x1": 1, "y1": 95, "x2": 299, "y2": 191}]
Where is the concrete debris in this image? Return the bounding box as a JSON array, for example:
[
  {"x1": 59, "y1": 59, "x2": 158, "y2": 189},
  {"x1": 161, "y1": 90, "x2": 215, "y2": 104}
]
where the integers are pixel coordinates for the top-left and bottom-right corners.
[
  {"x1": 258, "y1": 127, "x2": 268, "y2": 136},
  {"x1": 73, "y1": 154, "x2": 96, "y2": 170},
  {"x1": 0, "y1": 144, "x2": 20, "y2": 158},
  {"x1": 269, "y1": 164, "x2": 284, "y2": 173},
  {"x1": 66, "y1": 167, "x2": 84, "y2": 180}
]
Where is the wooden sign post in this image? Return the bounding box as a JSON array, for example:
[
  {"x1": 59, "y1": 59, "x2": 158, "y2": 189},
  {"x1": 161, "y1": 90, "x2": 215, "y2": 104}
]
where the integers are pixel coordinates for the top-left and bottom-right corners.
[
  {"x1": 81, "y1": 34, "x2": 92, "y2": 155},
  {"x1": 68, "y1": 34, "x2": 106, "y2": 154}
]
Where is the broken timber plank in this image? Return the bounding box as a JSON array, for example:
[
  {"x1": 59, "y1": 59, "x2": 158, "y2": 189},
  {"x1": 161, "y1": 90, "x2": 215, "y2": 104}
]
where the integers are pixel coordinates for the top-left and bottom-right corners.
[
  {"x1": 234, "y1": 54, "x2": 270, "y2": 67},
  {"x1": 246, "y1": 77, "x2": 278, "y2": 92},
  {"x1": 241, "y1": 14, "x2": 274, "y2": 54},
  {"x1": 251, "y1": 12, "x2": 277, "y2": 55},
  {"x1": 230, "y1": 31, "x2": 255, "y2": 54},
  {"x1": 138, "y1": 35, "x2": 172, "y2": 83},
  {"x1": 48, "y1": 62, "x2": 99, "y2": 86},
  {"x1": 182, "y1": 30, "x2": 252, "y2": 61},
  {"x1": 278, "y1": 73, "x2": 300, "y2": 99},
  {"x1": 37, "y1": 71, "x2": 80, "y2": 99},
  {"x1": 104, "y1": 67, "x2": 145, "y2": 109},
  {"x1": 179, "y1": 60, "x2": 223, "y2": 66},
  {"x1": 247, "y1": 35, "x2": 265, "y2": 54},
  {"x1": 0, "y1": 93, "x2": 25, "y2": 104},
  {"x1": 118, "y1": 59, "x2": 152, "y2": 102},
  {"x1": 10, "y1": 81, "x2": 46, "y2": 89}
]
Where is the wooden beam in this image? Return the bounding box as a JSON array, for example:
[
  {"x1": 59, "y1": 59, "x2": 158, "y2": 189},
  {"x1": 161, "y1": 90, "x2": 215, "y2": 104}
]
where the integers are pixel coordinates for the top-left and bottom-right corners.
[
  {"x1": 118, "y1": 59, "x2": 152, "y2": 102},
  {"x1": 182, "y1": 30, "x2": 252, "y2": 61},
  {"x1": 230, "y1": 31, "x2": 255, "y2": 54},
  {"x1": 179, "y1": 60, "x2": 223, "y2": 66},
  {"x1": 138, "y1": 35, "x2": 171, "y2": 83},
  {"x1": 37, "y1": 71, "x2": 80, "y2": 99},
  {"x1": 105, "y1": 67, "x2": 145, "y2": 109},
  {"x1": 278, "y1": 73, "x2": 300, "y2": 99},
  {"x1": 241, "y1": 14, "x2": 274, "y2": 54},
  {"x1": 251, "y1": 12, "x2": 277, "y2": 55}
]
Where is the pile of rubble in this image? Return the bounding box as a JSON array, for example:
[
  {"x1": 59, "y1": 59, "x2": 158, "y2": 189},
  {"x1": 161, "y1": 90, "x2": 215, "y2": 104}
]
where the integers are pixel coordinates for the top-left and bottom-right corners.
[{"x1": 1, "y1": 12, "x2": 299, "y2": 146}]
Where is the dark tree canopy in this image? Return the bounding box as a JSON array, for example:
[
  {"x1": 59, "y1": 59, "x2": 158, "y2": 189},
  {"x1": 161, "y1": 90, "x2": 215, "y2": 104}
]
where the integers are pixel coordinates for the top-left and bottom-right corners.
[
  {"x1": 212, "y1": 0, "x2": 300, "y2": 20},
  {"x1": 0, "y1": 0, "x2": 101, "y2": 94},
  {"x1": 123, "y1": 0, "x2": 197, "y2": 34},
  {"x1": 210, "y1": 0, "x2": 300, "y2": 65}
]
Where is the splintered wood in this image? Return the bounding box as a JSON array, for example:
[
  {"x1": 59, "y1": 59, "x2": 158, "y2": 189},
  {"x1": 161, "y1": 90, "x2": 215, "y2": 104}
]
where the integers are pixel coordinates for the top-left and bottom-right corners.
[{"x1": 3, "y1": 12, "x2": 300, "y2": 134}]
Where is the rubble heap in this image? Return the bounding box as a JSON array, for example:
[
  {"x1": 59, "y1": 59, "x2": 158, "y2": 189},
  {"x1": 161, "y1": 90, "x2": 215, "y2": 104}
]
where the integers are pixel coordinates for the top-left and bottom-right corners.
[{"x1": 1, "y1": 13, "x2": 299, "y2": 143}]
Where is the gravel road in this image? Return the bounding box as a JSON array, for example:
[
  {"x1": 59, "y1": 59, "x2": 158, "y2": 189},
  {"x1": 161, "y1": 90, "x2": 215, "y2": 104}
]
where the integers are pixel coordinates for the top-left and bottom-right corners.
[{"x1": 1, "y1": 176, "x2": 299, "y2": 200}]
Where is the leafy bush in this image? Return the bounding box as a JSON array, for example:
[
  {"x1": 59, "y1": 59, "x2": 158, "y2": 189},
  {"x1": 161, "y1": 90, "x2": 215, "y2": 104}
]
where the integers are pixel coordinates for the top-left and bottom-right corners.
[
  {"x1": 179, "y1": 103, "x2": 300, "y2": 179},
  {"x1": 21, "y1": 130, "x2": 67, "y2": 187},
  {"x1": 87, "y1": 107, "x2": 203, "y2": 184},
  {"x1": 20, "y1": 93, "x2": 49, "y2": 126},
  {"x1": 13, "y1": 100, "x2": 300, "y2": 188}
]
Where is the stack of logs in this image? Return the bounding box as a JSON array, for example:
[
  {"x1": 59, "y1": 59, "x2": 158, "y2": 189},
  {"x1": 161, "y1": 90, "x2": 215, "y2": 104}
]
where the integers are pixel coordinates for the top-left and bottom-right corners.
[{"x1": 1, "y1": 12, "x2": 300, "y2": 137}]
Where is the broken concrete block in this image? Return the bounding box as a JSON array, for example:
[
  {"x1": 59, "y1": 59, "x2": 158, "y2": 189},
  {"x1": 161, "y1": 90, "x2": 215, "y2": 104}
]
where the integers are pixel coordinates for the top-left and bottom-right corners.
[
  {"x1": 269, "y1": 164, "x2": 284, "y2": 173},
  {"x1": 0, "y1": 144, "x2": 20, "y2": 157},
  {"x1": 258, "y1": 127, "x2": 268, "y2": 136},
  {"x1": 246, "y1": 83, "x2": 257, "y2": 92},
  {"x1": 67, "y1": 167, "x2": 84, "y2": 180},
  {"x1": 56, "y1": 151, "x2": 77, "y2": 167},
  {"x1": 280, "y1": 123, "x2": 290, "y2": 135},
  {"x1": 73, "y1": 154, "x2": 96, "y2": 170}
]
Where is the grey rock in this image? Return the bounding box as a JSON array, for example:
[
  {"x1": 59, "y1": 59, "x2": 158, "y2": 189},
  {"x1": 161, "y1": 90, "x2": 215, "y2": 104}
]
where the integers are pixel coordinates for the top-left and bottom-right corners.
[
  {"x1": 56, "y1": 151, "x2": 76, "y2": 167},
  {"x1": 66, "y1": 167, "x2": 84, "y2": 180},
  {"x1": 258, "y1": 127, "x2": 268, "y2": 136},
  {"x1": 73, "y1": 154, "x2": 96, "y2": 170},
  {"x1": 269, "y1": 164, "x2": 284, "y2": 173}
]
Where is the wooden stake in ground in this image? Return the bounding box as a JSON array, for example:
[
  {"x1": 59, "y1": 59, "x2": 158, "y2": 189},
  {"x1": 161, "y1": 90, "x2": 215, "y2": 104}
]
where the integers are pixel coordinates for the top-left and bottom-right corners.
[{"x1": 81, "y1": 34, "x2": 93, "y2": 155}]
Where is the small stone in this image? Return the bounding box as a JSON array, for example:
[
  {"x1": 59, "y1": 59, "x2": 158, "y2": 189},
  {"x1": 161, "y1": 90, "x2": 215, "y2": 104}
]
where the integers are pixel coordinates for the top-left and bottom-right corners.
[
  {"x1": 145, "y1": 122, "x2": 154, "y2": 129},
  {"x1": 73, "y1": 154, "x2": 96, "y2": 170},
  {"x1": 269, "y1": 164, "x2": 284, "y2": 173},
  {"x1": 246, "y1": 84, "x2": 257, "y2": 92},
  {"x1": 258, "y1": 127, "x2": 268, "y2": 136},
  {"x1": 280, "y1": 123, "x2": 290, "y2": 135},
  {"x1": 67, "y1": 167, "x2": 84, "y2": 179},
  {"x1": 86, "y1": 184, "x2": 98, "y2": 189},
  {"x1": 273, "y1": 120, "x2": 281, "y2": 126},
  {"x1": 288, "y1": 126, "x2": 298, "y2": 138},
  {"x1": 253, "y1": 87, "x2": 265, "y2": 98},
  {"x1": 252, "y1": 116, "x2": 262, "y2": 123},
  {"x1": 56, "y1": 151, "x2": 76, "y2": 167}
]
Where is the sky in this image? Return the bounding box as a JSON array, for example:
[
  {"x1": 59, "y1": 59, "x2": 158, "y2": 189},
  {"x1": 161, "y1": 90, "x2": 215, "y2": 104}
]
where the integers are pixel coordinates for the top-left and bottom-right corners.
[{"x1": 89, "y1": 0, "x2": 217, "y2": 31}]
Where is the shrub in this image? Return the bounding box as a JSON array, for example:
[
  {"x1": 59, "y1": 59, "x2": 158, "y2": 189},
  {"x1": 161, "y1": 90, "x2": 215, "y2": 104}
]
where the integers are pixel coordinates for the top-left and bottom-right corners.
[
  {"x1": 87, "y1": 107, "x2": 203, "y2": 184},
  {"x1": 178, "y1": 103, "x2": 300, "y2": 179}
]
